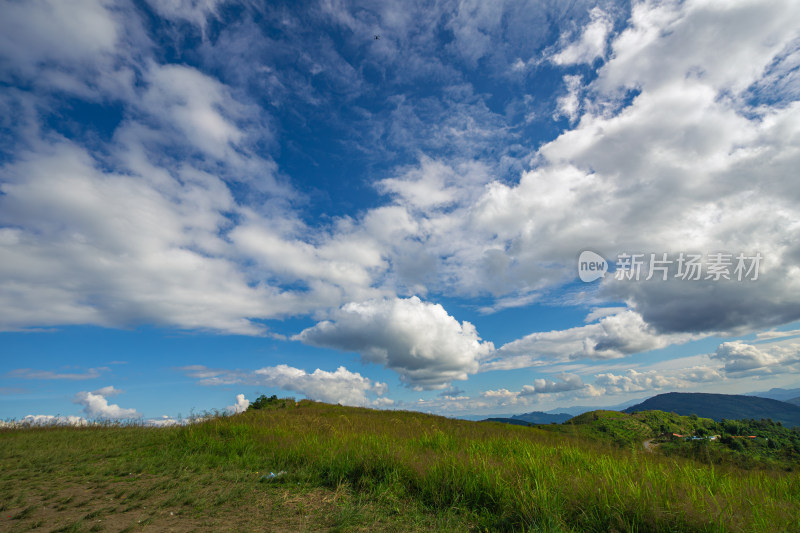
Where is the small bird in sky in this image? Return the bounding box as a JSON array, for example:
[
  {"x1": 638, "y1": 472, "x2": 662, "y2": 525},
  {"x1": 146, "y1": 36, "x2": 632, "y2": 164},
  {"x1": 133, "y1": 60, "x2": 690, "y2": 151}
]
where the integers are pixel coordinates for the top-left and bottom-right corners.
[{"x1": 374, "y1": 35, "x2": 380, "y2": 40}]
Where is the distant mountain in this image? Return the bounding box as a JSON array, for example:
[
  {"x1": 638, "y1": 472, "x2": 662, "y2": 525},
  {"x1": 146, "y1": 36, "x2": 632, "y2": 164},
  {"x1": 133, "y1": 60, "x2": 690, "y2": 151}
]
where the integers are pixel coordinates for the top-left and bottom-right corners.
[
  {"x1": 744, "y1": 387, "x2": 800, "y2": 402},
  {"x1": 787, "y1": 396, "x2": 800, "y2": 406},
  {"x1": 510, "y1": 411, "x2": 573, "y2": 424},
  {"x1": 455, "y1": 413, "x2": 514, "y2": 421},
  {"x1": 482, "y1": 417, "x2": 538, "y2": 427},
  {"x1": 544, "y1": 397, "x2": 648, "y2": 416},
  {"x1": 623, "y1": 392, "x2": 800, "y2": 427}
]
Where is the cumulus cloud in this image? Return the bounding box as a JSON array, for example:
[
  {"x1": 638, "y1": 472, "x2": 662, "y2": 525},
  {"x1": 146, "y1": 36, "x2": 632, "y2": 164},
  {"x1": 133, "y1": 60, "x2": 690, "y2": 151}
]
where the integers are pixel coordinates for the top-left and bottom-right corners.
[
  {"x1": 521, "y1": 373, "x2": 584, "y2": 395},
  {"x1": 478, "y1": 373, "x2": 585, "y2": 407},
  {"x1": 474, "y1": 363, "x2": 725, "y2": 407},
  {"x1": 182, "y1": 364, "x2": 389, "y2": 407},
  {"x1": 485, "y1": 310, "x2": 696, "y2": 371},
  {"x1": 226, "y1": 393, "x2": 250, "y2": 414},
  {"x1": 712, "y1": 340, "x2": 800, "y2": 376},
  {"x1": 255, "y1": 365, "x2": 388, "y2": 406},
  {"x1": 13, "y1": 415, "x2": 88, "y2": 427},
  {"x1": 294, "y1": 297, "x2": 494, "y2": 389},
  {"x1": 74, "y1": 386, "x2": 139, "y2": 419},
  {"x1": 593, "y1": 369, "x2": 677, "y2": 395},
  {"x1": 591, "y1": 365, "x2": 724, "y2": 396},
  {"x1": 0, "y1": 0, "x2": 120, "y2": 81},
  {"x1": 1, "y1": 0, "x2": 799, "y2": 398},
  {"x1": 551, "y1": 7, "x2": 613, "y2": 66}
]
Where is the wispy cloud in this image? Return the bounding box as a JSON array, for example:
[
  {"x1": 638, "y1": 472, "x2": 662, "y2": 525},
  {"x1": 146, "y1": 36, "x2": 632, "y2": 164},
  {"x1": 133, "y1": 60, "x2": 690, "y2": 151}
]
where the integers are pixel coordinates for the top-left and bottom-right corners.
[{"x1": 8, "y1": 367, "x2": 108, "y2": 380}]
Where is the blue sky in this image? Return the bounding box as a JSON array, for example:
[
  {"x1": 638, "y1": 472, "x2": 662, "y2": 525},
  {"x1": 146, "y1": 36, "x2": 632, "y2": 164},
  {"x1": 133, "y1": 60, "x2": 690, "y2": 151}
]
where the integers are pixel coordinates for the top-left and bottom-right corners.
[{"x1": 2, "y1": 0, "x2": 800, "y2": 423}]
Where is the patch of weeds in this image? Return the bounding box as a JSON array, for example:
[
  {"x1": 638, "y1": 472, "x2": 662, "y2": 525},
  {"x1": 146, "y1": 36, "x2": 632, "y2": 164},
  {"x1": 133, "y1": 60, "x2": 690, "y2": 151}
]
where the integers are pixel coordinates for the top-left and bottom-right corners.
[
  {"x1": 330, "y1": 501, "x2": 365, "y2": 532},
  {"x1": 84, "y1": 508, "x2": 104, "y2": 519},
  {"x1": 121, "y1": 502, "x2": 142, "y2": 512},
  {"x1": 51, "y1": 518, "x2": 88, "y2": 532},
  {"x1": 12, "y1": 504, "x2": 36, "y2": 520}
]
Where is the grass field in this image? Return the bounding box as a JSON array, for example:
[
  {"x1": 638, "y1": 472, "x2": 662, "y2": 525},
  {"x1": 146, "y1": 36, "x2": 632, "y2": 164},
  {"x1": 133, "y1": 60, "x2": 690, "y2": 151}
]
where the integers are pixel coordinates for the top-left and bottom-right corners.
[{"x1": 2, "y1": 400, "x2": 799, "y2": 532}]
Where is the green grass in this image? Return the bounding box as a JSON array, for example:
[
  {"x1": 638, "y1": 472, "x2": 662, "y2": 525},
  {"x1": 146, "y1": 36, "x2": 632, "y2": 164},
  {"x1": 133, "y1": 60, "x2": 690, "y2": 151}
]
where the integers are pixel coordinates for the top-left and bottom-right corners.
[{"x1": 2, "y1": 400, "x2": 799, "y2": 531}]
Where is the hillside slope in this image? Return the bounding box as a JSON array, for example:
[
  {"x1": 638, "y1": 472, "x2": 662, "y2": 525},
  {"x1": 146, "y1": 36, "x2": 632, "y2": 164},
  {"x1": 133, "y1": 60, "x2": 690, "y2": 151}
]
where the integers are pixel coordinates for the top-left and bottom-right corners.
[
  {"x1": 3, "y1": 400, "x2": 799, "y2": 532},
  {"x1": 623, "y1": 392, "x2": 800, "y2": 426}
]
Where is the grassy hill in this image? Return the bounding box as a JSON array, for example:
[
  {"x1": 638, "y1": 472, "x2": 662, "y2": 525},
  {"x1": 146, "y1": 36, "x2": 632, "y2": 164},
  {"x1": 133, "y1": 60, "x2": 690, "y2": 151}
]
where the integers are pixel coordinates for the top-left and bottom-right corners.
[
  {"x1": 2, "y1": 400, "x2": 799, "y2": 532},
  {"x1": 530, "y1": 409, "x2": 800, "y2": 470},
  {"x1": 623, "y1": 392, "x2": 800, "y2": 427}
]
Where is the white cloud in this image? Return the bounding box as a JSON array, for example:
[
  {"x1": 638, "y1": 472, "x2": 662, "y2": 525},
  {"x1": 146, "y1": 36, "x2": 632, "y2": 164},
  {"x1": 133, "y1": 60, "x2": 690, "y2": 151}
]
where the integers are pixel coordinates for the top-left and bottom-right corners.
[
  {"x1": 0, "y1": 0, "x2": 799, "y2": 395},
  {"x1": 226, "y1": 393, "x2": 250, "y2": 414},
  {"x1": 521, "y1": 373, "x2": 585, "y2": 395},
  {"x1": 145, "y1": 0, "x2": 224, "y2": 31},
  {"x1": 554, "y1": 74, "x2": 583, "y2": 122},
  {"x1": 14, "y1": 415, "x2": 88, "y2": 427},
  {"x1": 7, "y1": 367, "x2": 107, "y2": 380},
  {"x1": 294, "y1": 297, "x2": 494, "y2": 389},
  {"x1": 139, "y1": 63, "x2": 248, "y2": 160},
  {"x1": 485, "y1": 310, "x2": 696, "y2": 371},
  {"x1": 183, "y1": 364, "x2": 388, "y2": 407},
  {"x1": 712, "y1": 340, "x2": 800, "y2": 376},
  {"x1": 592, "y1": 365, "x2": 724, "y2": 396},
  {"x1": 482, "y1": 388, "x2": 518, "y2": 399},
  {"x1": 551, "y1": 7, "x2": 613, "y2": 66},
  {"x1": 144, "y1": 415, "x2": 186, "y2": 427},
  {"x1": 0, "y1": 0, "x2": 119, "y2": 77},
  {"x1": 595, "y1": 0, "x2": 800, "y2": 96},
  {"x1": 254, "y1": 365, "x2": 387, "y2": 407},
  {"x1": 74, "y1": 386, "x2": 139, "y2": 419},
  {"x1": 593, "y1": 369, "x2": 677, "y2": 395}
]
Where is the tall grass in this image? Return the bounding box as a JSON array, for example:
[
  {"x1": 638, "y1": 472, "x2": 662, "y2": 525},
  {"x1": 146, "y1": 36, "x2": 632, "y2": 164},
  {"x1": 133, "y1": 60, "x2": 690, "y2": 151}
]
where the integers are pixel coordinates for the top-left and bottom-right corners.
[{"x1": 2, "y1": 401, "x2": 799, "y2": 531}]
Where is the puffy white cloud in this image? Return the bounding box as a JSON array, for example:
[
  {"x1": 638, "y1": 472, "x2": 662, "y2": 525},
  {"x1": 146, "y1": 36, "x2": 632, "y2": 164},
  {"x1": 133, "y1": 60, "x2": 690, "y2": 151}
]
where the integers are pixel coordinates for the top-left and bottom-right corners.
[
  {"x1": 593, "y1": 369, "x2": 677, "y2": 395},
  {"x1": 0, "y1": 0, "x2": 119, "y2": 78},
  {"x1": 253, "y1": 365, "x2": 389, "y2": 407},
  {"x1": 226, "y1": 393, "x2": 250, "y2": 414},
  {"x1": 0, "y1": 0, "x2": 799, "y2": 382},
  {"x1": 551, "y1": 7, "x2": 613, "y2": 66},
  {"x1": 595, "y1": 0, "x2": 800, "y2": 96},
  {"x1": 592, "y1": 365, "x2": 724, "y2": 396},
  {"x1": 74, "y1": 386, "x2": 139, "y2": 419},
  {"x1": 486, "y1": 310, "x2": 696, "y2": 370},
  {"x1": 136, "y1": 63, "x2": 268, "y2": 164},
  {"x1": 182, "y1": 364, "x2": 388, "y2": 407},
  {"x1": 294, "y1": 297, "x2": 494, "y2": 389},
  {"x1": 521, "y1": 373, "x2": 585, "y2": 395},
  {"x1": 0, "y1": 139, "x2": 285, "y2": 334},
  {"x1": 482, "y1": 388, "x2": 518, "y2": 399},
  {"x1": 144, "y1": 415, "x2": 187, "y2": 427},
  {"x1": 13, "y1": 415, "x2": 89, "y2": 427},
  {"x1": 712, "y1": 340, "x2": 800, "y2": 376}
]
